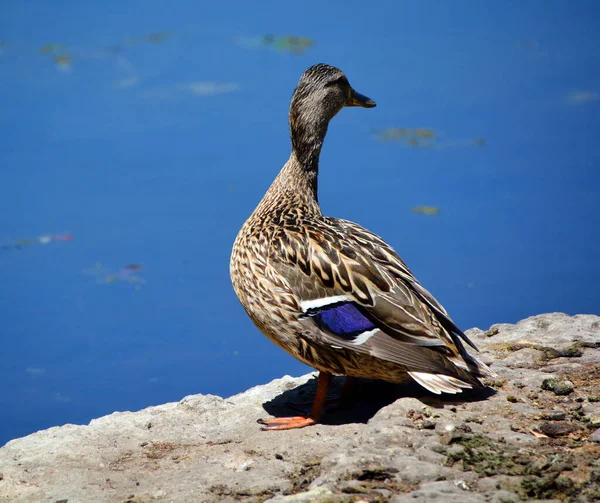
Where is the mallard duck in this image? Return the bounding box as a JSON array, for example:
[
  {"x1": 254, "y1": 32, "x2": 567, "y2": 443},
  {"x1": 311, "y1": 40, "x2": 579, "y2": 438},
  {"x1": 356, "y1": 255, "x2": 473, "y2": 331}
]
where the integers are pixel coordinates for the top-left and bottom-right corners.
[{"x1": 230, "y1": 64, "x2": 495, "y2": 430}]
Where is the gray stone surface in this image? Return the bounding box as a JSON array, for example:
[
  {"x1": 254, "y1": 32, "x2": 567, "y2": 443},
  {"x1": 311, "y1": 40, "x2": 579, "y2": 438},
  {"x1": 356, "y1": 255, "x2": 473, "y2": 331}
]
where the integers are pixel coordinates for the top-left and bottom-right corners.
[{"x1": 1, "y1": 312, "x2": 599, "y2": 502}]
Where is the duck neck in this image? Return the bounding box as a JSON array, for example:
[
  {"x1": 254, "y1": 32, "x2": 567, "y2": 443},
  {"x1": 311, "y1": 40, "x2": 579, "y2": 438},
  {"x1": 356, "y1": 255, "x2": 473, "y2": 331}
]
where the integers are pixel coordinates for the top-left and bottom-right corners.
[
  {"x1": 289, "y1": 112, "x2": 329, "y2": 197},
  {"x1": 284, "y1": 151, "x2": 320, "y2": 206},
  {"x1": 251, "y1": 109, "x2": 331, "y2": 219},
  {"x1": 291, "y1": 126, "x2": 326, "y2": 172}
]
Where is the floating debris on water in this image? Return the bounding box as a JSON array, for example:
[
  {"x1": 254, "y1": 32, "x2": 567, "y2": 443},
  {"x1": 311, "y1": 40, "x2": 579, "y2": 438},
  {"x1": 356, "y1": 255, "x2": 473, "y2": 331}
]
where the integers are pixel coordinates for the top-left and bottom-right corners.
[
  {"x1": 145, "y1": 31, "x2": 172, "y2": 44},
  {"x1": 564, "y1": 91, "x2": 599, "y2": 105},
  {"x1": 373, "y1": 128, "x2": 435, "y2": 148},
  {"x1": 235, "y1": 35, "x2": 314, "y2": 55},
  {"x1": 414, "y1": 128, "x2": 435, "y2": 139},
  {"x1": 53, "y1": 54, "x2": 72, "y2": 72},
  {"x1": 373, "y1": 128, "x2": 485, "y2": 150},
  {"x1": 40, "y1": 43, "x2": 65, "y2": 55},
  {"x1": 183, "y1": 81, "x2": 239, "y2": 96},
  {"x1": 4, "y1": 28, "x2": 175, "y2": 77},
  {"x1": 113, "y1": 76, "x2": 140, "y2": 89},
  {"x1": 83, "y1": 262, "x2": 146, "y2": 288},
  {"x1": 265, "y1": 35, "x2": 314, "y2": 54},
  {"x1": 142, "y1": 81, "x2": 240, "y2": 99},
  {"x1": 411, "y1": 206, "x2": 441, "y2": 216},
  {"x1": 513, "y1": 39, "x2": 540, "y2": 51},
  {"x1": 1, "y1": 233, "x2": 73, "y2": 251},
  {"x1": 125, "y1": 30, "x2": 173, "y2": 46},
  {"x1": 37, "y1": 44, "x2": 74, "y2": 72},
  {"x1": 25, "y1": 368, "x2": 46, "y2": 377}
]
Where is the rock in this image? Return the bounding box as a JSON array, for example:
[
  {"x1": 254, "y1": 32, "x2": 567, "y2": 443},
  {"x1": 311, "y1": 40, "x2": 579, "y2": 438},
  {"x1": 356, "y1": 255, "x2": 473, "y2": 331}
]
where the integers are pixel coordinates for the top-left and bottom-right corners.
[
  {"x1": 540, "y1": 411, "x2": 566, "y2": 421},
  {"x1": 391, "y1": 480, "x2": 488, "y2": 502},
  {"x1": 264, "y1": 487, "x2": 336, "y2": 502},
  {"x1": 538, "y1": 421, "x2": 580, "y2": 437},
  {"x1": 1, "y1": 313, "x2": 600, "y2": 503},
  {"x1": 541, "y1": 378, "x2": 575, "y2": 396}
]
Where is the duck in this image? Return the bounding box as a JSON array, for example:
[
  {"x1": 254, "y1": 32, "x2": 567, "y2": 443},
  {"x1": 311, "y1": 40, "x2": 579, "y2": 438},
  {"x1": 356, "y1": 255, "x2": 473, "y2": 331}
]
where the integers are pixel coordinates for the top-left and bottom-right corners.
[{"x1": 230, "y1": 64, "x2": 496, "y2": 430}]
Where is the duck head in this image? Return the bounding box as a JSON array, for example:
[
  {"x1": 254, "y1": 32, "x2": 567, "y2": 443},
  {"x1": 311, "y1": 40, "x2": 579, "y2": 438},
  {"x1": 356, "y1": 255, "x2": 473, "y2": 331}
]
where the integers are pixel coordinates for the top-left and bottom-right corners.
[{"x1": 289, "y1": 64, "x2": 375, "y2": 166}]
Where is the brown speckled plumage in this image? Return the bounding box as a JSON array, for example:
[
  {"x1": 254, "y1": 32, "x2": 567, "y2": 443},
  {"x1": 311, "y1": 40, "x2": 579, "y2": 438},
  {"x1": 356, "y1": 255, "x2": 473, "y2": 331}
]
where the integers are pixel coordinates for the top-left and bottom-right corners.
[{"x1": 230, "y1": 65, "x2": 495, "y2": 424}]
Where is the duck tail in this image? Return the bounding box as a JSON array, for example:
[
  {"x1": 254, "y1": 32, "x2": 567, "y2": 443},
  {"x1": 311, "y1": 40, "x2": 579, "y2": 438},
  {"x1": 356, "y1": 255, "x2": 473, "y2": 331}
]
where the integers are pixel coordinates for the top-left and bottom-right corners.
[{"x1": 408, "y1": 352, "x2": 497, "y2": 395}]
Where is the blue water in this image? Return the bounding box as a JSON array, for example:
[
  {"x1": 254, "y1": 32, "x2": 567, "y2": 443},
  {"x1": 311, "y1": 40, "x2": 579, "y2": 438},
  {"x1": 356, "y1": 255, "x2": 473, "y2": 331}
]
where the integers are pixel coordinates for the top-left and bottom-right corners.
[{"x1": 1, "y1": 1, "x2": 599, "y2": 446}]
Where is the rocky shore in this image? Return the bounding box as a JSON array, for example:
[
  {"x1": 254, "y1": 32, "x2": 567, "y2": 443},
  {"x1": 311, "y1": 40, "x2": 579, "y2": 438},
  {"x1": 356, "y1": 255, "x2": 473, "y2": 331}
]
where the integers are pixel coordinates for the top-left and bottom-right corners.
[{"x1": 1, "y1": 312, "x2": 599, "y2": 502}]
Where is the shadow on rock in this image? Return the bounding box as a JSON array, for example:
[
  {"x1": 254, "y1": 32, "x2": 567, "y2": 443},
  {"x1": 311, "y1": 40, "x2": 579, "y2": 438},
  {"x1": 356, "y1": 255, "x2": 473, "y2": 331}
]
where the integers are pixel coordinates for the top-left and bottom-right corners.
[{"x1": 262, "y1": 375, "x2": 497, "y2": 426}]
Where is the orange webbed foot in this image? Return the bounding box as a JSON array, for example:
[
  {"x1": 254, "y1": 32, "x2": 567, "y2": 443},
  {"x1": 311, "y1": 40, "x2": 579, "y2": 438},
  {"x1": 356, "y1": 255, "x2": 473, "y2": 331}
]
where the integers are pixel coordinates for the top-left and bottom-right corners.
[
  {"x1": 258, "y1": 372, "x2": 332, "y2": 431},
  {"x1": 257, "y1": 416, "x2": 316, "y2": 431}
]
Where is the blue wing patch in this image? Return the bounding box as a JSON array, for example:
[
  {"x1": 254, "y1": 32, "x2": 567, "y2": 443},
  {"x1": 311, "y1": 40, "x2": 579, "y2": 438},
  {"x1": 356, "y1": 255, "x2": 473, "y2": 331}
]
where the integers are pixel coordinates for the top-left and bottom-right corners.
[{"x1": 308, "y1": 302, "x2": 376, "y2": 339}]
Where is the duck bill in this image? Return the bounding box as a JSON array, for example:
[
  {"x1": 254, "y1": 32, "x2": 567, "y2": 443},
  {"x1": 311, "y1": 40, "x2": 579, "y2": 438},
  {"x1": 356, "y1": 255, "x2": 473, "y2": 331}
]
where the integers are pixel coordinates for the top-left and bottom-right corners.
[{"x1": 346, "y1": 90, "x2": 376, "y2": 108}]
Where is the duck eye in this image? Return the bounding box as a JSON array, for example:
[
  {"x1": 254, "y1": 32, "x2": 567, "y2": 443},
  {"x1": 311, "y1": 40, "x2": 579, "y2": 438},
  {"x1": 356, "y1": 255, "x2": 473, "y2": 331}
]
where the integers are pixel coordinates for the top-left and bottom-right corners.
[{"x1": 325, "y1": 77, "x2": 347, "y2": 88}]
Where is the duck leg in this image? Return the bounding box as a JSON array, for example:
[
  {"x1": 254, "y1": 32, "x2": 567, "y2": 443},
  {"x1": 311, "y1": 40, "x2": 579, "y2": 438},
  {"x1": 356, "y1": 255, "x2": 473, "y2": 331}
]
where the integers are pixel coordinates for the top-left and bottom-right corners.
[
  {"x1": 285, "y1": 375, "x2": 357, "y2": 414},
  {"x1": 258, "y1": 372, "x2": 331, "y2": 430}
]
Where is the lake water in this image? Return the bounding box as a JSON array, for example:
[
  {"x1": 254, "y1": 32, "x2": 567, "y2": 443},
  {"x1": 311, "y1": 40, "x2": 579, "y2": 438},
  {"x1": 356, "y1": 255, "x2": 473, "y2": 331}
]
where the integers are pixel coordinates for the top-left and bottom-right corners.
[{"x1": 1, "y1": 0, "x2": 599, "y2": 446}]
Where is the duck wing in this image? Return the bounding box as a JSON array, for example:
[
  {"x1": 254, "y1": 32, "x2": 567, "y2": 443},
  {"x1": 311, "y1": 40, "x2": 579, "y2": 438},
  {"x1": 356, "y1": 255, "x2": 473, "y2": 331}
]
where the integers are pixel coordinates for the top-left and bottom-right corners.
[{"x1": 269, "y1": 216, "x2": 494, "y2": 392}]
